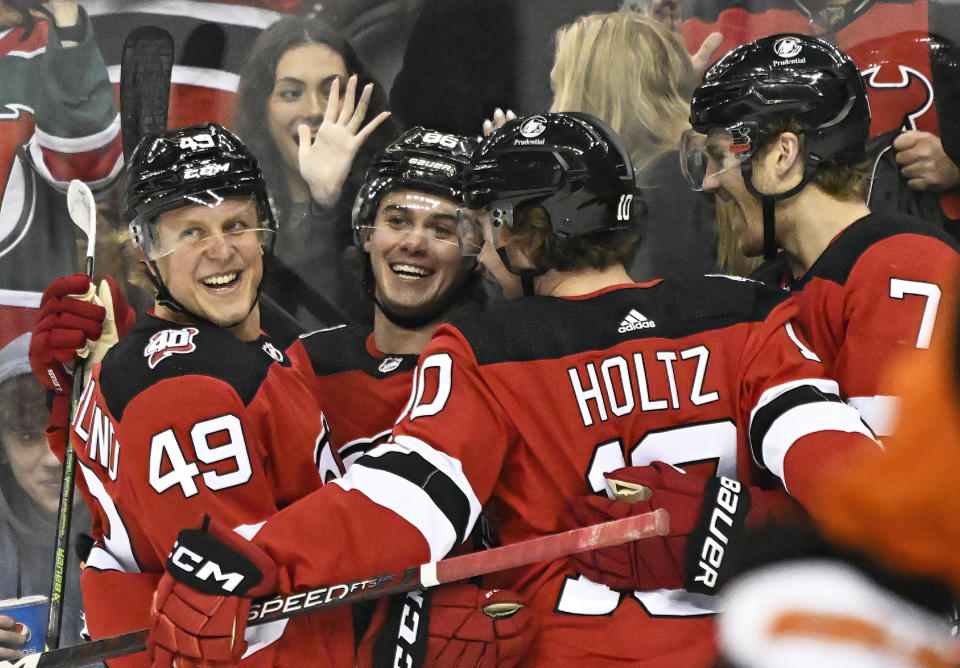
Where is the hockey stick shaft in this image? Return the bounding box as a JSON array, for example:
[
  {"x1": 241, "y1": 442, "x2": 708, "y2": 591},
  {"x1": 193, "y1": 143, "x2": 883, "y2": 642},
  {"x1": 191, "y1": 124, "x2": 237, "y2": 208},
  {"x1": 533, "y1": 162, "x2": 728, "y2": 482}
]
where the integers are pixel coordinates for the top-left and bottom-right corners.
[
  {"x1": 27, "y1": 509, "x2": 668, "y2": 667},
  {"x1": 45, "y1": 181, "x2": 99, "y2": 650},
  {"x1": 120, "y1": 26, "x2": 173, "y2": 160}
]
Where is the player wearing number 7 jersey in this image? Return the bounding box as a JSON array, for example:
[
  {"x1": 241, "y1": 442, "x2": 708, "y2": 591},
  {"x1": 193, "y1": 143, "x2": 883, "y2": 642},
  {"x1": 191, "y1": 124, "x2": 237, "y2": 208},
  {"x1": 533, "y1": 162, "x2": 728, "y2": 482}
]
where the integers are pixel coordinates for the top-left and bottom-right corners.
[
  {"x1": 68, "y1": 123, "x2": 353, "y2": 667},
  {"x1": 682, "y1": 34, "x2": 960, "y2": 437},
  {"x1": 147, "y1": 112, "x2": 882, "y2": 666}
]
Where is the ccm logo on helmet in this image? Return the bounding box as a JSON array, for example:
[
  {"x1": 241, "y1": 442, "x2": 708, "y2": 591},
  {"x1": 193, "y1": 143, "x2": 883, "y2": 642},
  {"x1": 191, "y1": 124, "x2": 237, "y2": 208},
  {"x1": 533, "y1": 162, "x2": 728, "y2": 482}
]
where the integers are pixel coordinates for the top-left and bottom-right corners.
[
  {"x1": 182, "y1": 162, "x2": 231, "y2": 180},
  {"x1": 170, "y1": 542, "x2": 245, "y2": 593}
]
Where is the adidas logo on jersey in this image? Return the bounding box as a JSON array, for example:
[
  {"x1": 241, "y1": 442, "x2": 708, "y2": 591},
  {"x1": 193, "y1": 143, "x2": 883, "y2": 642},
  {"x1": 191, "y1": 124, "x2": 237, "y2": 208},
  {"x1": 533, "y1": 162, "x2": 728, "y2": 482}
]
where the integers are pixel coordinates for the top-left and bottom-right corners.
[{"x1": 618, "y1": 309, "x2": 655, "y2": 333}]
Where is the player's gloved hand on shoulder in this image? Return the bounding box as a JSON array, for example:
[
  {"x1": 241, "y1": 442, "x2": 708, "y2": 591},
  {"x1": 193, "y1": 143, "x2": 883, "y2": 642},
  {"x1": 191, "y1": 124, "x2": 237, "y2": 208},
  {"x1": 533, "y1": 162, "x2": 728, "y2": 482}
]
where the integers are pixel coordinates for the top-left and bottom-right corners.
[
  {"x1": 565, "y1": 463, "x2": 801, "y2": 595},
  {"x1": 148, "y1": 517, "x2": 277, "y2": 668},
  {"x1": 29, "y1": 273, "x2": 135, "y2": 393},
  {"x1": 357, "y1": 583, "x2": 535, "y2": 668}
]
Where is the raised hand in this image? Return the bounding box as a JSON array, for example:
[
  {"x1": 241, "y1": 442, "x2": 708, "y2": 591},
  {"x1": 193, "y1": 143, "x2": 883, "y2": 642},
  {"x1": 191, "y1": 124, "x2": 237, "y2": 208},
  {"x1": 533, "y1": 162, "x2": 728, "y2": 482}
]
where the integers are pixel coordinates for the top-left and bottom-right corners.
[
  {"x1": 481, "y1": 108, "x2": 517, "y2": 138},
  {"x1": 298, "y1": 74, "x2": 392, "y2": 207}
]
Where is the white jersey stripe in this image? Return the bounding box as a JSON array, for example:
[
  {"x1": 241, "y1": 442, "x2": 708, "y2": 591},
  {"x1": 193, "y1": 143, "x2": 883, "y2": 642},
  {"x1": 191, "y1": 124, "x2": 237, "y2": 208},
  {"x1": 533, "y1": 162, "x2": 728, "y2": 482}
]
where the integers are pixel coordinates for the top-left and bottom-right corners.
[
  {"x1": 333, "y1": 464, "x2": 460, "y2": 562},
  {"x1": 371, "y1": 434, "x2": 483, "y2": 528},
  {"x1": 846, "y1": 395, "x2": 900, "y2": 437}
]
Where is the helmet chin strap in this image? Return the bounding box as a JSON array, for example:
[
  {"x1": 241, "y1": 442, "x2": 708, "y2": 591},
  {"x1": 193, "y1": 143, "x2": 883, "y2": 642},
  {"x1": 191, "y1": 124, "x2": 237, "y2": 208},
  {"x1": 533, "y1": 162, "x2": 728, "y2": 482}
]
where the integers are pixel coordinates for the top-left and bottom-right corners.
[
  {"x1": 496, "y1": 246, "x2": 544, "y2": 297},
  {"x1": 740, "y1": 159, "x2": 818, "y2": 261}
]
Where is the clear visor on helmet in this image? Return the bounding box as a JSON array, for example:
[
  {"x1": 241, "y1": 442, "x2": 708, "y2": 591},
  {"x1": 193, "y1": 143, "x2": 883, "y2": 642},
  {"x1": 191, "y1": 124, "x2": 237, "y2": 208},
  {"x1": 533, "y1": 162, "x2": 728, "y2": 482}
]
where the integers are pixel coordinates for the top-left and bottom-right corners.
[
  {"x1": 680, "y1": 123, "x2": 759, "y2": 191},
  {"x1": 358, "y1": 191, "x2": 483, "y2": 256},
  {"x1": 129, "y1": 192, "x2": 274, "y2": 261}
]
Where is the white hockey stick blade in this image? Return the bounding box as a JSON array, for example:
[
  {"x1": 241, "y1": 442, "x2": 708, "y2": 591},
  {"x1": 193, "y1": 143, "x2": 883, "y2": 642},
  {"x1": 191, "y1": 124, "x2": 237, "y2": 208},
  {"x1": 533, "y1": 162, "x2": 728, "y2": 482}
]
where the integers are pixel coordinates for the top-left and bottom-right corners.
[{"x1": 66, "y1": 180, "x2": 97, "y2": 261}]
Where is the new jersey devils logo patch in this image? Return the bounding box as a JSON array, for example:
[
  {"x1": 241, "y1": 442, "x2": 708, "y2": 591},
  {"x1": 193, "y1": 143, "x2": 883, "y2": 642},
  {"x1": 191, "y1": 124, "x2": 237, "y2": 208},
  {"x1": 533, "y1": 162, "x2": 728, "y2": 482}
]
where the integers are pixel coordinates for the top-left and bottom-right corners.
[
  {"x1": 860, "y1": 63, "x2": 933, "y2": 133},
  {"x1": 145, "y1": 327, "x2": 199, "y2": 369}
]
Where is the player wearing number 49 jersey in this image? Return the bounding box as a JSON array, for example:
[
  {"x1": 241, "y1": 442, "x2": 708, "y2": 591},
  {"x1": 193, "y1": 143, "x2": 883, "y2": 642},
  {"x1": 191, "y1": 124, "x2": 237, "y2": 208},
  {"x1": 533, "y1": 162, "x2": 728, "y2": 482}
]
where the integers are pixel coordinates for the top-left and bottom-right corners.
[
  {"x1": 71, "y1": 124, "x2": 352, "y2": 668},
  {"x1": 146, "y1": 113, "x2": 881, "y2": 667}
]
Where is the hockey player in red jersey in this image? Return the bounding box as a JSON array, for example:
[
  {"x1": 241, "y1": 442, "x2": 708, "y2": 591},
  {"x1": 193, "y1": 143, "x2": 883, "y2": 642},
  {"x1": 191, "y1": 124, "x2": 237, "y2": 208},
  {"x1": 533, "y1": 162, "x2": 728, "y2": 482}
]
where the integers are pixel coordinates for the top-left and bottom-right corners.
[
  {"x1": 674, "y1": 0, "x2": 960, "y2": 223},
  {"x1": 312, "y1": 126, "x2": 485, "y2": 471},
  {"x1": 70, "y1": 123, "x2": 353, "y2": 667},
  {"x1": 145, "y1": 112, "x2": 881, "y2": 667},
  {"x1": 681, "y1": 34, "x2": 960, "y2": 437},
  {"x1": 309, "y1": 126, "x2": 534, "y2": 666}
]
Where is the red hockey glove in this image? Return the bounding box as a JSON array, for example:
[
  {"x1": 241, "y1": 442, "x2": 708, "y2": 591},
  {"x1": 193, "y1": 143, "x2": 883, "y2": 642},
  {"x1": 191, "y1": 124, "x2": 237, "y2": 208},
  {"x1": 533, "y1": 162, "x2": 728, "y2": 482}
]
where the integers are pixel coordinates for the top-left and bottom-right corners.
[
  {"x1": 566, "y1": 463, "x2": 801, "y2": 595},
  {"x1": 357, "y1": 584, "x2": 535, "y2": 668},
  {"x1": 29, "y1": 274, "x2": 135, "y2": 394},
  {"x1": 566, "y1": 462, "x2": 707, "y2": 592},
  {"x1": 148, "y1": 518, "x2": 277, "y2": 668},
  {"x1": 426, "y1": 584, "x2": 535, "y2": 667}
]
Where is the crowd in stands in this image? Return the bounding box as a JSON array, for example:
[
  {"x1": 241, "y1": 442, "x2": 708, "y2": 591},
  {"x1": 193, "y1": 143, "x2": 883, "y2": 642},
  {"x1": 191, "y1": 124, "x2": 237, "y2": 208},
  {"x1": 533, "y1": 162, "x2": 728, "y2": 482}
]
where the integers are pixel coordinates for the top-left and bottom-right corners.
[{"x1": 3, "y1": 1, "x2": 960, "y2": 666}]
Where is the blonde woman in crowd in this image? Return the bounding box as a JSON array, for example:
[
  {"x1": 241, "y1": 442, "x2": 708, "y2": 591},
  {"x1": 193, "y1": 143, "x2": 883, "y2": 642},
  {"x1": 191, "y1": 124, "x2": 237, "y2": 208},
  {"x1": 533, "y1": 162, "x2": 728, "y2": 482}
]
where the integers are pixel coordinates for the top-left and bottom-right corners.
[{"x1": 549, "y1": 11, "x2": 720, "y2": 280}]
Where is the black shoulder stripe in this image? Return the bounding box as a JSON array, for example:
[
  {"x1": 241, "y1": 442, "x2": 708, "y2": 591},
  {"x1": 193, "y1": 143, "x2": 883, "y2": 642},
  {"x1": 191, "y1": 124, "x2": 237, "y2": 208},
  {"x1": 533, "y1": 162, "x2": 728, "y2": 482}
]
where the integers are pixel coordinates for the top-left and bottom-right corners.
[
  {"x1": 749, "y1": 385, "x2": 844, "y2": 468},
  {"x1": 448, "y1": 277, "x2": 789, "y2": 366},
  {"x1": 259, "y1": 293, "x2": 306, "y2": 348},
  {"x1": 100, "y1": 316, "x2": 282, "y2": 420},
  {"x1": 795, "y1": 213, "x2": 960, "y2": 289},
  {"x1": 356, "y1": 450, "x2": 472, "y2": 543},
  {"x1": 301, "y1": 325, "x2": 419, "y2": 378}
]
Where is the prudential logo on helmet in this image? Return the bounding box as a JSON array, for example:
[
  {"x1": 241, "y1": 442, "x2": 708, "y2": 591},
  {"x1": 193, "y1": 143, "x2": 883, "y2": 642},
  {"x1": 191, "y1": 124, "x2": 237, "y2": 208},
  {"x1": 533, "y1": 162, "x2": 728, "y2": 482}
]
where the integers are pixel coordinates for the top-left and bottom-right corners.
[
  {"x1": 774, "y1": 37, "x2": 803, "y2": 58},
  {"x1": 519, "y1": 116, "x2": 547, "y2": 138}
]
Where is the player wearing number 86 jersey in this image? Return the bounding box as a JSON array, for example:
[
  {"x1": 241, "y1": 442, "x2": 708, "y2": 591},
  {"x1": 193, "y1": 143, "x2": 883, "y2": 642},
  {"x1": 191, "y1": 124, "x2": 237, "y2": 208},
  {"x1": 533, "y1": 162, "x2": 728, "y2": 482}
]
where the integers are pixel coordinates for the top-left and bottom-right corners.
[{"x1": 149, "y1": 113, "x2": 885, "y2": 667}]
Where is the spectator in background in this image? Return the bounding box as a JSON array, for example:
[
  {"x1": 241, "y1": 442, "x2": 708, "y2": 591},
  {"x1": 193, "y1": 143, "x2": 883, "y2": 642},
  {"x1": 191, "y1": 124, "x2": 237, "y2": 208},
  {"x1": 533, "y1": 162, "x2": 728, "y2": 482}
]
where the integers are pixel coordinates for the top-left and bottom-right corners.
[
  {"x1": 234, "y1": 16, "x2": 398, "y2": 329},
  {"x1": 549, "y1": 11, "x2": 719, "y2": 280},
  {"x1": 0, "y1": 333, "x2": 92, "y2": 658},
  {"x1": 0, "y1": 0, "x2": 122, "y2": 346}
]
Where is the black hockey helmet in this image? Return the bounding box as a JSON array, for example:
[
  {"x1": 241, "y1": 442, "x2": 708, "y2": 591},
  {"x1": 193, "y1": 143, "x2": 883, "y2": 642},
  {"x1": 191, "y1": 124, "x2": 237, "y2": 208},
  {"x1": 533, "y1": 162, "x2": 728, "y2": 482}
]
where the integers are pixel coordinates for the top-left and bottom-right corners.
[
  {"x1": 125, "y1": 123, "x2": 275, "y2": 314},
  {"x1": 689, "y1": 33, "x2": 870, "y2": 172},
  {"x1": 126, "y1": 122, "x2": 276, "y2": 260},
  {"x1": 683, "y1": 35, "x2": 869, "y2": 259},
  {"x1": 463, "y1": 112, "x2": 639, "y2": 240},
  {"x1": 352, "y1": 126, "x2": 479, "y2": 254}
]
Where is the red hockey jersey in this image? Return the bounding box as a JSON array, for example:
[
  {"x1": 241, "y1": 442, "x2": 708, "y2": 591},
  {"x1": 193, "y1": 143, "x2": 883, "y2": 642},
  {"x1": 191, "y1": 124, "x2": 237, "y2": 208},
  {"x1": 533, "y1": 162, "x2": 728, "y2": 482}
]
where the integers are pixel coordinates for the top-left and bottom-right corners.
[
  {"x1": 252, "y1": 277, "x2": 878, "y2": 666},
  {"x1": 788, "y1": 211, "x2": 960, "y2": 435},
  {"x1": 71, "y1": 313, "x2": 351, "y2": 667},
  {"x1": 302, "y1": 324, "x2": 419, "y2": 468}
]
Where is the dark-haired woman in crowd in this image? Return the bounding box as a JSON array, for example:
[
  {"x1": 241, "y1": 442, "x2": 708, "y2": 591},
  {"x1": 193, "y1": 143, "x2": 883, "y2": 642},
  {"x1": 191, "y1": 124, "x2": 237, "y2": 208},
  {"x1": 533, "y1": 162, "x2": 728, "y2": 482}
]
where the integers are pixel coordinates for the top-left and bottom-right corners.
[{"x1": 234, "y1": 16, "x2": 400, "y2": 329}]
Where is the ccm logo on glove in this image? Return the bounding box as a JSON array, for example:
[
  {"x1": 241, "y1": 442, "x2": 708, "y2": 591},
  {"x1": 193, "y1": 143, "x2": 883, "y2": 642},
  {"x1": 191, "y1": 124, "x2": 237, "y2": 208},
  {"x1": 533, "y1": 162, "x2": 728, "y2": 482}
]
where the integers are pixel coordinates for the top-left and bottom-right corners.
[{"x1": 166, "y1": 529, "x2": 263, "y2": 596}]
